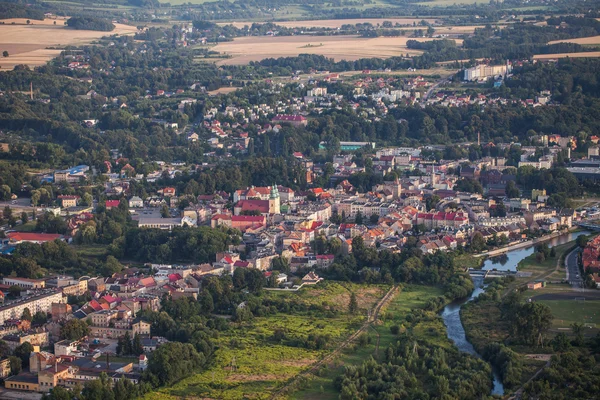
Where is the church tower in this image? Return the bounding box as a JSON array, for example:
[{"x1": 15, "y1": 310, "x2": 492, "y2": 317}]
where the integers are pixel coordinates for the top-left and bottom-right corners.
[
  {"x1": 269, "y1": 184, "x2": 280, "y2": 214},
  {"x1": 392, "y1": 177, "x2": 402, "y2": 200}
]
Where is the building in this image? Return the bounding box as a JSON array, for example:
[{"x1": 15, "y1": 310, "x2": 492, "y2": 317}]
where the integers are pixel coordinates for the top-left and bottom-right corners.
[
  {"x1": 6, "y1": 232, "x2": 64, "y2": 245},
  {"x1": 268, "y1": 185, "x2": 280, "y2": 214},
  {"x1": 0, "y1": 290, "x2": 65, "y2": 325},
  {"x1": 4, "y1": 331, "x2": 50, "y2": 351},
  {"x1": 54, "y1": 339, "x2": 79, "y2": 356},
  {"x1": 3, "y1": 277, "x2": 45, "y2": 289},
  {"x1": 129, "y1": 196, "x2": 144, "y2": 208},
  {"x1": 0, "y1": 358, "x2": 11, "y2": 378},
  {"x1": 271, "y1": 114, "x2": 307, "y2": 127},
  {"x1": 57, "y1": 195, "x2": 79, "y2": 208},
  {"x1": 463, "y1": 63, "x2": 511, "y2": 81},
  {"x1": 138, "y1": 217, "x2": 183, "y2": 230}
]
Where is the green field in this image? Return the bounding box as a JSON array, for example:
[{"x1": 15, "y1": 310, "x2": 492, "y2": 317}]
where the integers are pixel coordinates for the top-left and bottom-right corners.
[
  {"x1": 144, "y1": 283, "x2": 387, "y2": 400},
  {"x1": 416, "y1": 0, "x2": 486, "y2": 6},
  {"x1": 292, "y1": 285, "x2": 447, "y2": 399},
  {"x1": 537, "y1": 299, "x2": 600, "y2": 329},
  {"x1": 455, "y1": 253, "x2": 483, "y2": 270},
  {"x1": 13, "y1": 221, "x2": 36, "y2": 232}
]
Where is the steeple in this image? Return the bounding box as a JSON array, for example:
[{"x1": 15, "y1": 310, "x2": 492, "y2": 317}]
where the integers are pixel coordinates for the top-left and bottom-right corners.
[
  {"x1": 268, "y1": 183, "x2": 280, "y2": 214},
  {"x1": 269, "y1": 183, "x2": 279, "y2": 199}
]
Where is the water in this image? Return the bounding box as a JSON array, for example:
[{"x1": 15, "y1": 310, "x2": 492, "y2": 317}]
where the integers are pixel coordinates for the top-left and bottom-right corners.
[
  {"x1": 441, "y1": 278, "x2": 504, "y2": 396},
  {"x1": 481, "y1": 230, "x2": 590, "y2": 272},
  {"x1": 441, "y1": 230, "x2": 589, "y2": 396}
]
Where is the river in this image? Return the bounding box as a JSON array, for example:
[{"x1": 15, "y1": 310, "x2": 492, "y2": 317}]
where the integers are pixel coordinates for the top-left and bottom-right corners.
[
  {"x1": 481, "y1": 230, "x2": 590, "y2": 272},
  {"x1": 441, "y1": 230, "x2": 590, "y2": 396}
]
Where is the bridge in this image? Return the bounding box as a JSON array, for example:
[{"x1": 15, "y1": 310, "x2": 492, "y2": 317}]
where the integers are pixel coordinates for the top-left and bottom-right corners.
[
  {"x1": 576, "y1": 221, "x2": 600, "y2": 231},
  {"x1": 468, "y1": 269, "x2": 525, "y2": 279}
]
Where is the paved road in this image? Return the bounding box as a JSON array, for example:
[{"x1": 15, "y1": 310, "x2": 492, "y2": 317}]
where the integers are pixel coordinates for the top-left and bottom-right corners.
[
  {"x1": 565, "y1": 247, "x2": 584, "y2": 288},
  {"x1": 424, "y1": 77, "x2": 449, "y2": 100}
]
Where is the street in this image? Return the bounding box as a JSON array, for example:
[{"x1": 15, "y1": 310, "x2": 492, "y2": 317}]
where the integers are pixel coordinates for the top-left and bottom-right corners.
[
  {"x1": 0, "y1": 198, "x2": 35, "y2": 213},
  {"x1": 565, "y1": 247, "x2": 584, "y2": 288}
]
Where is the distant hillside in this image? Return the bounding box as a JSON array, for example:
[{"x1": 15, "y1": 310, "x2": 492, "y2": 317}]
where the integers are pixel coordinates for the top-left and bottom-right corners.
[
  {"x1": 66, "y1": 16, "x2": 115, "y2": 31},
  {"x1": 0, "y1": 3, "x2": 45, "y2": 20}
]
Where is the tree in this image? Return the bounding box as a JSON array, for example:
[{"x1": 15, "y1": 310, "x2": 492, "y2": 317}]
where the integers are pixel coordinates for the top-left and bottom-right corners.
[
  {"x1": 576, "y1": 235, "x2": 589, "y2": 248},
  {"x1": 132, "y1": 333, "x2": 143, "y2": 356},
  {"x1": 8, "y1": 356, "x2": 21, "y2": 375},
  {"x1": 20, "y1": 211, "x2": 28, "y2": 224},
  {"x1": 470, "y1": 232, "x2": 487, "y2": 252},
  {"x1": 550, "y1": 247, "x2": 556, "y2": 258},
  {"x1": 32, "y1": 311, "x2": 47, "y2": 325},
  {"x1": 3, "y1": 206, "x2": 12, "y2": 220},
  {"x1": 146, "y1": 342, "x2": 206, "y2": 386},
  {"x1": 369, "y1": 214, "x2": 379, "y2": 224},
  {"x1": 160, "y1": 204, "x2": 170, "y2": 218},
  {"x1": 60, "y1": 319, "x2": 89, "y2": 340},
  {"x1": 14, "y1": 342, "x2": 33, "y2": 368},
  {"x1": 355, "y1": 210, "x2": 363, "y2": 225},
  {"x1": 349, "y1": 292, "x2": 358, "y2": 314},
  {"x1": 571, "y1": 322, "x2": 584, "y2": 346},
  {"x1": 21, "y1": 307, "x2": 32, "y2": 322},
  {"x1": 2, "y1": 51, "x2": 8, "y2": 58}
]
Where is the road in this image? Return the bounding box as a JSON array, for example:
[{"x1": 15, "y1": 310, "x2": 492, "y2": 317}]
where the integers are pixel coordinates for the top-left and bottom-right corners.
[
  {"x1": 424, "y1": 77, "x2": 449, "y2": 100},
  {"x1": 565, "y1": 247, "x2": 584, "y2": 288},
  {"x1": 0, "y1": 198, "x2": 34, "y2": 213}
]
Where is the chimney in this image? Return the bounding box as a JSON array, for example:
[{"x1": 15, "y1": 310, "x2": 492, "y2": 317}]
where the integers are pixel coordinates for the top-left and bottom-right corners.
[{"x1": 55, "y1": 360, "x2": 58, "y2": 373}]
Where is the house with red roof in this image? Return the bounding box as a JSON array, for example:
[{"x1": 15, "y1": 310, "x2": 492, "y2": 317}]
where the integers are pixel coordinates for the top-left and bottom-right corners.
[
  {"x1": 105, "y1": 200, "x2": 121, "y2": 210},
  {"x1": 7, "y1": 232, "x2": 63, "y2": 244},
  {"x1": 271, "y1": 114, "x2": 307, "y2": 127}
]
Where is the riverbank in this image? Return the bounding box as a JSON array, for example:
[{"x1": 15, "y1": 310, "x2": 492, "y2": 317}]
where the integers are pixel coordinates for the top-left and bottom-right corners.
[{"x1": 475, "y1": 228, "x2": 577, "y2": 258}]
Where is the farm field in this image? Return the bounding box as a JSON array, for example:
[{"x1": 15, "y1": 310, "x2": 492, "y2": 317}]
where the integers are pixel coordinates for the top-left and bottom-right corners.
[
  {"x1": 217, "y1": 18, "x2": 436, "y2": 29},
  {"x1": 533, "y1": 51, "x2": 600, "y2": 60},
  {"x1": 144, "y1": 283, "x2": 388, "y2": 400},
  {"x1": 0, "y1": 18, "x2": 137, "y2": 70},
  {"x1": 416, "y1": 0, "x2": 486, "y2": 5},
  {"x1": 548, "y1": 35, "x2": 600, "y2": 45},
  {"x1": 212, "y1": 35, "x2": 463, "y2": 65}
]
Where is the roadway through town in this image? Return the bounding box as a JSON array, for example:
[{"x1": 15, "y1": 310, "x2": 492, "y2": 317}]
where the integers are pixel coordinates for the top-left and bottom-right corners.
[{"x1": 565, "y1": 247, "x2": 584, "y2": 288}]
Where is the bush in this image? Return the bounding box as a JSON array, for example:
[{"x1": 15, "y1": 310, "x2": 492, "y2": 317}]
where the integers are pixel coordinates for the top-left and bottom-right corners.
[{"x1": 390, "y1": 325, "x2": 400, "y2": 335}]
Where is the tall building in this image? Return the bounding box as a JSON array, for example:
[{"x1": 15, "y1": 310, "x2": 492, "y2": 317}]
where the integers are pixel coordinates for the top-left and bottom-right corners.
[{"x1": 269, "y1": 184, "x2": 280, "y2": 214}]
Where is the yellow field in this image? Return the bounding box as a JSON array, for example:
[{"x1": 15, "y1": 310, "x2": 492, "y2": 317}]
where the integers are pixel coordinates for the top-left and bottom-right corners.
[
  {"x1": 0, "y1": 18, "x2": 137, "y2": 70},
  {"x1": 533, "y1": 51, "x2": 600, "y2": 60},
  {"x1": 213, "y1": 35, "x2": 463, "y2": 65},
  {"x1": 217, "y1": 18, "x2": 437, "y2": 29},
  {"x1": 548, "y1": 35, "x2": 600, "y2": 45}
]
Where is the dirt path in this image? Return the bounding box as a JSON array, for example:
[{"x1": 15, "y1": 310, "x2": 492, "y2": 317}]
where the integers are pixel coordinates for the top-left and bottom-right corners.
[
  {"x1": 508, "y1": 359, "x2": 551, "y2": 400},
  {"x1": 270, "y1": 285, "x2": 399, "y2": 400}
]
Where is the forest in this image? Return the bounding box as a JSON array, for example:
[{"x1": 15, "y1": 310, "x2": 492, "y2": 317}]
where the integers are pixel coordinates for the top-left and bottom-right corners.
[{"x1": 66, "y1": 17, "x2": 116, "y2": 31}]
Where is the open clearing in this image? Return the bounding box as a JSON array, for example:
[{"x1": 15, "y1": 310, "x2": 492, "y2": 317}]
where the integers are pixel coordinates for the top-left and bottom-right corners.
[
  {"x1": 213, "y1": 35, "x2": 463, "y2": 65},
  {"x1": 0, "y1": 18, "x2": 137, "y2": 70},
  {"x1": 143, "y1": 283, "x2": 387, "y2": 400},
  {"x1": 218, "y1": 18, "x2": 436, "y2": 29},
  {"x1": 548, "y1": 35, "x2": 600, "y2": 45},
  {"x1": 533, "y1": 51, "x2": 600, "y2": 60},
  {"x1": 536, "y1": 299, "x2": 600, "y2": 329},
  {"x1": 417, "y1": 0, "x2": 485, "y2": 5}
]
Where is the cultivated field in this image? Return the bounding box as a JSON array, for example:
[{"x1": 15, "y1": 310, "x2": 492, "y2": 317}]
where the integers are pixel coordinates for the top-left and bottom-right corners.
[
  {"x1": 548, "y1": 35, "x2": 600, "y2": 45},
  {"x1": 213, "y1": 35, "x2": 463, "y2": 65},
  {"x1": 218, "y1": 18, "x2": 436, "y2": 29},
  {"x1": 0, "y1": 18, "x2": 137, "y2": 70},
  {"x1": 533, "y1": 51, "x2": 600, "y2": 60}
]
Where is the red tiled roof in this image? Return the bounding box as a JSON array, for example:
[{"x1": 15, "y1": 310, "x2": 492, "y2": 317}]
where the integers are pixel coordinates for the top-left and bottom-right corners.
[{"x1": 7, "y1": 232, "x2": 62, "y2": 242}]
